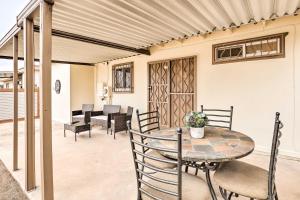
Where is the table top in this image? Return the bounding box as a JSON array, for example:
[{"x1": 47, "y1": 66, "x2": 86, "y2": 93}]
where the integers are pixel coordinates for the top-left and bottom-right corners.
[{"x1": 149, "y1": 127, "x2": 255, "y2": 163}]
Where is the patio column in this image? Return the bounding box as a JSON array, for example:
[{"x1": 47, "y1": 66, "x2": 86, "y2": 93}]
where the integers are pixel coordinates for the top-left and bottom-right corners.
[
  {"x1": 24, "y1": 18, "x2": 36, "y2": 191},
  {"x1": 39, "y1": 1, "x2": 54, "y2": 199},
  {"x1": 13, "y1": 35, "x2": 18, "y2": 171}
]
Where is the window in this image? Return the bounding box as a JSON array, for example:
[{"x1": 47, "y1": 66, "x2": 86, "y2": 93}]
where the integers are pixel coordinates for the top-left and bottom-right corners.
[
  {"x1": 212, "y1": 32, "x2": 288, "y2": 64},
  {"x1": 112, "y1": 62, "x2": 134, "y2": 93}
]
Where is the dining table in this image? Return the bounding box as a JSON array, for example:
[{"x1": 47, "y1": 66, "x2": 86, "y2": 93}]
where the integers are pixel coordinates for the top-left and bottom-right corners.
[{"x1": 149, "y1": 127, "x2": 255, "y2": 200}]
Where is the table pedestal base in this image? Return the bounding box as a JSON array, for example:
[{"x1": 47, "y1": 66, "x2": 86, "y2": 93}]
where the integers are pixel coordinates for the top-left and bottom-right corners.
[{"x1": 184, "y1": 161, "x2": 220, "y2": 200}]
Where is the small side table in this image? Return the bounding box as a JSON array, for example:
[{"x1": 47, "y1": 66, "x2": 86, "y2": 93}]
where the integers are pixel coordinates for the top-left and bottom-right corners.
[{"x1": 64, "y1": 122, "x2": 91, "y2": 142}]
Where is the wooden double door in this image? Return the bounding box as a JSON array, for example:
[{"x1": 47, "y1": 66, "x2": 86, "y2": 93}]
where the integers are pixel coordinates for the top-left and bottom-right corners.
[{"x1": 148, "y1": 56, "x2": 196, "y2": 128}]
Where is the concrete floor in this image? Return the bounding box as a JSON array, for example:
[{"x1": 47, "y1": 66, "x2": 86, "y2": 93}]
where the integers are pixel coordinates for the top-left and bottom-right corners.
[{"x1": 0, "y1": 120, "x2": 300, "y2": 200}]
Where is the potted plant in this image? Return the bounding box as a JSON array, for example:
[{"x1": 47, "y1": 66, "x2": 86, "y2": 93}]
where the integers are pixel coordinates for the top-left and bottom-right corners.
[{"x1": 185, "y1": 112, "x2": 208, "y2": 138}]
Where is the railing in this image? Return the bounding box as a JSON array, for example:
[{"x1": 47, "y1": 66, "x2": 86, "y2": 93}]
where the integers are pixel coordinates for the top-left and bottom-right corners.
[{"x1": 0, "y1": 88, "x2": 39, "y2": 123}]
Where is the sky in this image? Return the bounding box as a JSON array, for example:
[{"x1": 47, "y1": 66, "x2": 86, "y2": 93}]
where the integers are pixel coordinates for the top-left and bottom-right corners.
[{"x1": 0, "y1": 0, "x2": 30, "y2": 71}]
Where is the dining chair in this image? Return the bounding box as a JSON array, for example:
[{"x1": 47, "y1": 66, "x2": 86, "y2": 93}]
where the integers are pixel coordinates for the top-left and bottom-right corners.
[
  {"x1": 136, "y1": 107, "x2": 176, "y2": 169},
  {"x1": 127, "y1": 124, "x2": 210, "y2": 200},
  {"x1": 185, "y1": 105, "x2": 234, "y2": 174},
  {"x1": 201, "y1": 105, "x2": 234, "y2": 130},
  {"x1": 214, "y1": 112, "x2": 283, "y2": 200}
]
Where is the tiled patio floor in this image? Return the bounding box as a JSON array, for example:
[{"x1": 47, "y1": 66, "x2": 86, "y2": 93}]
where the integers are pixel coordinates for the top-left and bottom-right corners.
[{"x1": 0, "y1": 120, "x2": 300, "y2": 200}]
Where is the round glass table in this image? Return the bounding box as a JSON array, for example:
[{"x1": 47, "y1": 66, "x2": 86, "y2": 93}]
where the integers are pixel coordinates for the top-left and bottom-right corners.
[{"x1": 149, "y1": 127, "x2": 255, "y2": 200}]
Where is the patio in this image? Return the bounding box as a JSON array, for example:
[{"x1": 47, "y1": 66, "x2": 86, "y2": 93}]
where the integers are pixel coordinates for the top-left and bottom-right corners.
[
  {"x1": 0, "y1": 0, "x2": 300, "y2": 200},
  {"x1": 0, "y1": 119, "x2": 300, "y2": 200}
]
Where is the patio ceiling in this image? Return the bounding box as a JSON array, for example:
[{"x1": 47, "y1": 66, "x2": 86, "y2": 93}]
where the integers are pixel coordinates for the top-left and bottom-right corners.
[{"x1": 0, "y1": 0, "x2": 299, "y2": 65}]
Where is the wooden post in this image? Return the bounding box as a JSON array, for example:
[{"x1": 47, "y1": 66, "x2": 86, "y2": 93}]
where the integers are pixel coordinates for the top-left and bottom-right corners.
[
  {"x1": 40, "y1": 1, "x2": 54, "y2": 199},
  {"x1": 13, "y1": 35, "x2": 18, "y2": 171},
  {"x1": 24, "y1": 18, "x2": 36, "y2": 191}
]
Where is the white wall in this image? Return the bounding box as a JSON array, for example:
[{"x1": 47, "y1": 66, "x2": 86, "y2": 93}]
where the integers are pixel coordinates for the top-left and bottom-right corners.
[
  {"x1": 70, "y1": 65, "x2": 95, "y2": 111},
  {"x1": 51, "y1": 64, "x2": 71, "y2": 123},
  {"x1": 95, "y1": 15, "x2": 300, "y2": 158},
  {"x1": 51, "y1": 64, "x2": 95, "y2": 123}
]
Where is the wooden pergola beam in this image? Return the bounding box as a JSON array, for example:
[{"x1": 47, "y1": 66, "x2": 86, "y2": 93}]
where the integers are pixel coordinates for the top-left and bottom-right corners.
[
  {"x1": 33, "y1": 25, "x2": 150, "y2": 55},
  {"x1": 39, "y1": 1, "x2": 54, "y2": 199},
  {"x1": 24, "y1": 18, "x2": 36, "y2": 191},
  {"x1": 0, "y1": 55, "x2": 94, "y2": 66},
  {"x1": 13, "y1": 35, "x2": 18, "y2": 171}
]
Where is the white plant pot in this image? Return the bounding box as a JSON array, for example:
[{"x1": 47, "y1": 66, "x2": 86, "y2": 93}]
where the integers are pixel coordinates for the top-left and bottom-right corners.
[{"x1": 190, "y1": 127, "x2": 205, "y2": 139}]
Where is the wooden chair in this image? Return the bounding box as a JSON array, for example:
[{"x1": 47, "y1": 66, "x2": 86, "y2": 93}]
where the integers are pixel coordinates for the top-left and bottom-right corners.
[
  {"x1": 201, "y1": 105, "x2": 234, "y2": 130},
  {"x1": 127, "y1": 125, "x2": 210, "y2": 200},
  {"x1": 136, "y1": 108, "x2": 176, "y2": 169},
  {"x1": 214, "y1": 112, "x2": 283, "y2": 200},
  {"x1": 111, "y1": 106, "x2": 134, "y2": 139}
]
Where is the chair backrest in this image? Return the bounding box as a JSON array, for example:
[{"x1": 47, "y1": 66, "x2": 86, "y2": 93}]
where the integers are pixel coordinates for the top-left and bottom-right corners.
[
  {"x1": 201, "y1": 105, "x2": 233, "y2": 130},
  {"x1": 82, "y1": 104, "x2": 94, "y2": 113},
  {"x1": 103, "y1": 105, "x2": 121, "y2": 116},
  {"x1": 127, "y1": 122, "x2": 182, "y2": 200},
  {"x1": 268, "y1": 112, "x2": 283, "y2": 199},
  {"x1": 136, "y1": 106, "x2": 160, "y2": 133},
  {"x1": 84, "y1": 111, "x2": 91, "y2": 124},
  {"x1": 127, "y1": 106, "x2": 134, "y2": 120}
]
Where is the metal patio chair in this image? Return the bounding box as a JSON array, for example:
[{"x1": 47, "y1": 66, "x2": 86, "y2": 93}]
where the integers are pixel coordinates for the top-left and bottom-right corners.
[
  {"x1": 136, "y1": 107, "x2": 177, "y2": 169},
  {"x1": 214, "y1": 112, "x2": 283, "y2": 200},
  {"x1": 201, "y1": 105, "x2": 234, "y2": 130},
  {"x1": 127, "y1": 125, "x2": 210, "y2": 200}
]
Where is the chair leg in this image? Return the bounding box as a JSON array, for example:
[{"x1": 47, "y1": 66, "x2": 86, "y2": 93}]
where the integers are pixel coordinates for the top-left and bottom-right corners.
[
  {"x1": 75, "y1": 132, "x2": 77, "y2": 142},
  {"x1": 185, "y1": 165, "x2": 189, "y2": 173},
  {"x1": 89, "y1": 130, "x2": 91, "y2": 138},
  {"x1": 64, "y1": 129, "x2": 66, "y2": 137},
  {"x1": 114, "y1": 131, "x2": 116, "y2": 140}
]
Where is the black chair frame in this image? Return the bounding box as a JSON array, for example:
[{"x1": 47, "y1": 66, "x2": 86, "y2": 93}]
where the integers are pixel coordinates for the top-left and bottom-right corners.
[
  {"x1": 127, "y1": 121, "x2": 182, "y2": 200},
  {"x1": 218, "y1": 112, "x2": 283, "y2": 200}
]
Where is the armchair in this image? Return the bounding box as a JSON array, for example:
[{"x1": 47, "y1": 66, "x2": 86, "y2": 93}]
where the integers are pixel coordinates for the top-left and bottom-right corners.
[
  {"x1": 72, "y1": 104, "x2": 94, "y2": 122},
  {"x1": 110, "y1": 106, "x2": 133, "y2": 139},
  {"x1": 91, "y1": 105, "x2": 121, "y2": 134}
]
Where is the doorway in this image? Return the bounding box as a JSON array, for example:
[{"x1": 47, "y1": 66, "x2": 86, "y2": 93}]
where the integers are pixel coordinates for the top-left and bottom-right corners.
[{"x1": 148, "y1": 56, "x2": 197, "y2": 127}]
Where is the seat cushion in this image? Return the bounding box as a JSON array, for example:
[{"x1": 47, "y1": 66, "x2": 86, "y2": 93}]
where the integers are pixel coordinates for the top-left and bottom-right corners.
[
  {"x1": 141, "y1": 172, "x2": 210, "y2": 200},
  {"x1": 214, "y1": 160, "x2": 268, "y2": 199},
  {"x1": 73, "y1": 114, "x2": 84, "y2": 118},
  {"x1": 91, "y1": 116, "x2": 108, "y2": 121},
  {"x1": 145, "y1": 150, "x2": 177, "y2": 169}
]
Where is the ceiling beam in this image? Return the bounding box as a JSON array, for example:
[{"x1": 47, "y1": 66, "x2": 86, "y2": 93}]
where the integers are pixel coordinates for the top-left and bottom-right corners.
[
  {"x1": 0, "y1": 56, "x2": 95, "y2": 66},
  {"x1": 33, "y1": 25, "x2": 150, "y2": 55}
]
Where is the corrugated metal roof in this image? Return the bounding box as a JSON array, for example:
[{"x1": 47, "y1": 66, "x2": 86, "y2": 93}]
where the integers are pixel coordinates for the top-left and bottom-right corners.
[
  {"x1": 49, "y1": 0, "x2": 300, "y2": 48},
  {"x1": 0, "y1": 0, "x2": 299, "y2": 64}
]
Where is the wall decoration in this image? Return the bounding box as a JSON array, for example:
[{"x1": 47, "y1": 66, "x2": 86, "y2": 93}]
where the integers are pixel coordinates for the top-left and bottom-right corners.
[{"x1": 55, "y1": 80, "x2": 61, "y2": 94}]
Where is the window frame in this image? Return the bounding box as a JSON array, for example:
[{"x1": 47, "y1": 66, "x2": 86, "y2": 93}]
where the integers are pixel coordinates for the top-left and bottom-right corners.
[
  {"x1": 212, "y1": 32, "x2": 288, "y2": 65},
  {"x1": 112, "y1": 62, "x2": 134, "y2": 93}
]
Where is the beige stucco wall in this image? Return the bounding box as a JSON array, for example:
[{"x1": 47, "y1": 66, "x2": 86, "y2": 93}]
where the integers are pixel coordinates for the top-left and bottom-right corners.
[
  {"x1": 52, "y1": 64, "x2": 71, "y2": 123},
  {"x1": 71, "y1": 64, "x2": 95, "y2": 111},
  {"x1": 95, "y1": 15, "x2": 300, "y2": 158}
]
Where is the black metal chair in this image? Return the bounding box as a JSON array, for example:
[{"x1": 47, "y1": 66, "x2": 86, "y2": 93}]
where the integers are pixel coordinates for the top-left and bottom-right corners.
[
  {"x1": 111, "y1": 106, "x2": 134, "y2": 139},
  {"x1": 136, "y1": 108, "x2": 177, "y2": 169},
  {"x1": 64, "y1": 111, "x2": 92, "y2": 142},
  {"x1": 214, "y1": 112, "x2": 283, "y2": 200},
  {"x1": 136, "y1": 107, "x2": 160, "y2": 134},
  {"x1": 185, "y1": 105, "x2": 234, "y2": 174},
  {"x1": 201, "y1": 105, "x2": 234, "y2": 130},
  {"x1": 127, "y1": 124, "x2": 210, "y2": 200}
]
